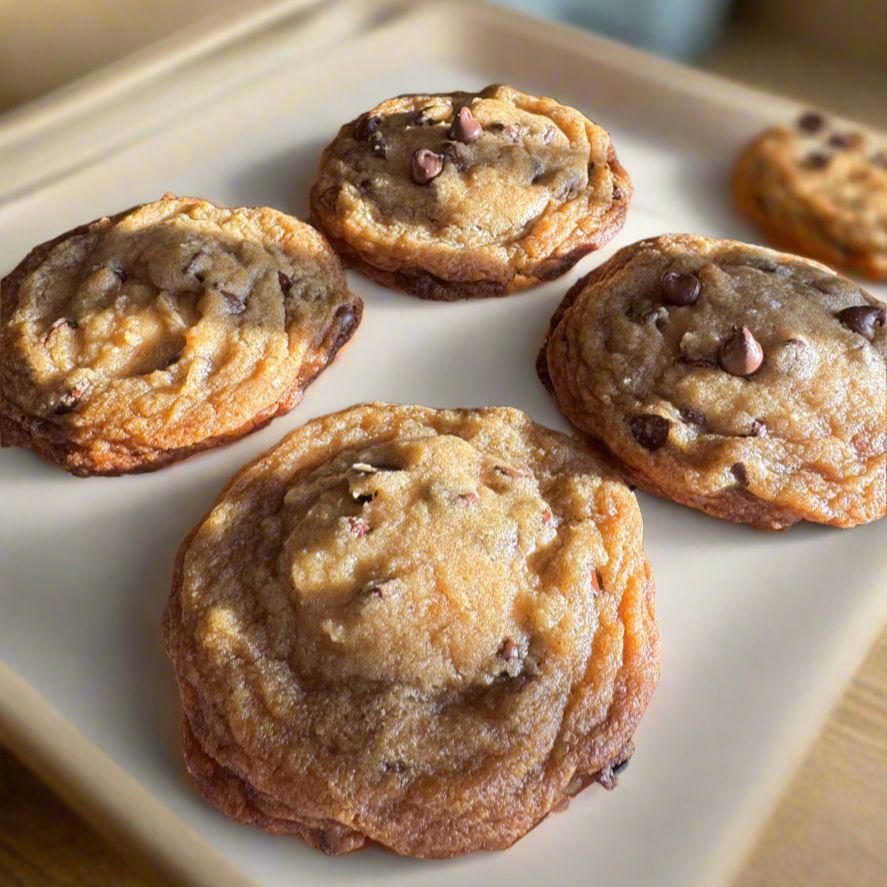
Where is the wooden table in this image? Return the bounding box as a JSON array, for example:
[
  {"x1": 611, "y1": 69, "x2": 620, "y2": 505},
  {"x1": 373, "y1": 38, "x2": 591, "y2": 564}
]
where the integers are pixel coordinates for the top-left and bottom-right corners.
[{"x1": 2, "y1": 627, "x2": 885, "y2": 886}]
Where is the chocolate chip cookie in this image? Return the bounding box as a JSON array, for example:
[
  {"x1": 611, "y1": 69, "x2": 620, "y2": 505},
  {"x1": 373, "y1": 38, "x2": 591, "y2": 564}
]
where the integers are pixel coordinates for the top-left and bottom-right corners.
[
  {"x1": 1, "y1": 196, "x2": 362, "y2": 475},
  {"x1": 310, "y1": 84, "x2": 632, "y2": 300},
  {"x1": 162, "y1": 403, "x2": 660, "y2": 857},
  {"x1": 538, "y1": 235, "x2": 886, "y2": 530},
  {"x1": 733, "y1": 111, "x2": 887, "y2": 280}
]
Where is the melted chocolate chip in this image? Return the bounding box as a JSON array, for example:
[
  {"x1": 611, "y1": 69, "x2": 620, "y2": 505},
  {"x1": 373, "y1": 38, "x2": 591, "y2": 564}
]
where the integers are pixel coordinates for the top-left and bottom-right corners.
[
  {"x1": 411, "y1": 108, "x2": 435, "y2": 126},
  {"x1": 543, "y1": 125, "x2": 556, "y2": 143},
  {"x1": 358, "y1": 178, "x2": 373, "y2": 192},
  {"x1": 448, "y1": 106, "x2": 482, "y2": 143},
  {"x1": 612, "y1": 186, "x2": 624, "y2": 200},
  {"x1": 222, "y1": 291, "x2": 244, "y2": 313},
  {"x1": 410, "y1": 148, "x2": 444, "y2": 185},
  {"x1": 42, "y1": 318, "x2": 78, "y2": 345},
  {"x1": 354, "y1": 114, "x2": 380, "y2": 141},
  {"x1": 731, "y1": 462, "x2": 750, "y2": 486},
  {"x1": 278, "y1": 271, "x2": 292, "y2": 293},
  {"x1": 348, "y1": 516, "x2": 370, "y2": 537},
  {"x1": 750, "y1": 419, "x2": 768, "y2": 438},
  {"x1": 56, "y1": 381, "x2": 91, "y2": 414},
  {"x1": 499, "y1": 638, "x2": 520, "y2": 661},
  {"x1": 661, "y1": 271, "x2": 701, "y2": 306},
  {"x1": 441, "y1": 142, "x2": 466, "y2": 171},
  {"x1": 680, "y1": 407, "x2": 706, "y2": 427},
  {"x1": 829, "y1": 132, "x2": 865, "y2": 151},
  {"x1": 836, "y1": 305, "x2": 886, "y2": 340},
  {"x1": 459, "y1": 491, "x2": 480, "y2": 504},
  {"x1": 629, "y1": 415, "x2": 671, "y2": 451},
  {"x1": 612, "y1": 758, "x2": 630, "y2": 776},
  {"x1": 719, "y1": 327, "x2": 764, "y2": 376},
  {"x1": 798, "y1": 111, "x2": 824, "y2": 132},
  {"x1": 182, "y1": 252, "x2": 202, "y2": 275},
  {"x1": 803, "y1": 152, "x2": 831, "y2": 170},
  {"x1": 502, "y1": 123, "x2": 522, "y2": 142}
]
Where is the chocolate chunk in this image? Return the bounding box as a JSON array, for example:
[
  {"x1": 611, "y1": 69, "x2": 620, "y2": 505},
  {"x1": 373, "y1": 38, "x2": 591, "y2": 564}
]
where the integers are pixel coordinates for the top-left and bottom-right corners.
[
  {"x1": 502, "y1": 123, "x2": 522, "y2": 142},
  {"x1": 222, "y1": 291, "x2": 244, "y2": 313},
  {"x1": 829, "y1": 132, "x2": 865, "y2": 150},
  {"x1": 354, "y1": 114, "x2": 380, "y2": 141},
  {"x1": 719, "y1": 327, "x2": 764, "y2": 376},
  {"x1": 448, "y1": 106, "x2": 482, "y2": 143},
  {"x1": 680, "y1": 407, "x2": 706, "y2": 427},
  {"x1": 590, "y1": 567, "x2": 603, "y2": 593},
  {"x1": 499, "y1": 638, "x2": 519, "y2": 661},
  {"x1": 835, "y1": 305, "x2": 886, "y2": 340},
  {"x1": 441, "y1": 142, "x2": 466, "y2": 171},
  {"x1": 43, "y1": 317, "x2": 78, "y2": 345},
  {"x1": 56, "y1": 381, "x2": 91, "y2": 414},
  {"x1": 661, "y1": 271, "x2": 701, "y2": 306},
  {"x1": 348, "y1": 516, "x2": 370, "y2": 537},
  {"x1": 278, "y1": 271, "x2": 292, "y2": 293},
  {"x1": 612, "y1": 186, "x2": 624, "y2": 200},
  {"x1": 798, "y1": 112, "x2": 824, "y2": 132},
  {"x1": 409, "y1": 148, "x2": 444, "y2": 185},
  {"x1": 411, "y1": 108, "x2": 435, "y2": 126},
  {"x1": 629, "y1": 415, "x2": 671, "y2": 451},
  {"x1": 371, "y1": 138, "x2": 388, "y2": 159},
  {"x1": 731, "y1": 462, "x2": 750, "y2": 486},
  {"x1": 543, "y1": 125, "x2": 556, "y2": 143},
  {"x1": 612, "y1": 758, "x2": 630, "y2": 776},
  {"x1": 750, "y1": 419, "x2": 768, "y2": 438},
  {"x1": 803, "y1": 152, "x2": 831, "y2": 170}
]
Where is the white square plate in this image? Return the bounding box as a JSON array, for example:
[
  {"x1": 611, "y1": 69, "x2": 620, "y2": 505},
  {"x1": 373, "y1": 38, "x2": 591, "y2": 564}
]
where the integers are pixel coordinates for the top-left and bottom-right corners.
[{"x1": 1, "y1": 2, "x2": 885, "y2": 886}]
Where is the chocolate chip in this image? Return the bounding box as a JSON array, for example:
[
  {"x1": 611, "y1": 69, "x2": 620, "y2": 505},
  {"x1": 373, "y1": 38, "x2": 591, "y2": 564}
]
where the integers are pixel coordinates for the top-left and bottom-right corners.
[
  {"x1": 182, "y1": 252, "x2": 202, "y2": 275},
  {"x1": 56, "y1": 381, "x2": 91, "y2": 414},
  {"x1": 590, "y1": 568, "x2": 603, "y2": 593},
  {"x1": 371, "y1": 139, "x2": 388, "y2": 159},
  {"x1": 448, "y1": 106, "x2": 482, "y2": 143},
  {"x1": 278, "y1": 271, "x2": 292, "y2": 293},
  {"x1": 459, "y1": 491, "x2": 479, "y2": 504},
  {"x1": 835, "y1": 305, "x2": 886, "y2": 340},
  {"x1": 612, "y1": 758, "x2": 630, "y2": 776},
  {"x1": 502, "y1": 123, "x2": 523, "y2": 142},
  {"x1": 441, "y1": 142, "x2": 466, "y2": 171},
  {"x1": 42, "y1": 318, "x2": 78, "y2": 345},
  {"x1": 680, "y1": 407, "x2": 706, "y2": 427},
  {"x1": 354, "y1": 114, "x2": 380, "y2": 141},
  {"x1": 543, "y1": 126, "x2": 556, "y2": 144},
  {"x1": 803, "y1": 152, "x2": 831, "y2": 170},
  {"x1": 348, "y1": 517, "x2": 370, "y2": 537},
  {"x1": 499, "y1": 638, "x2": 519, "y2": 661},
  {"x1": 411, "y1": 108, "x2": 435, "y2": 126},
  {"x1": 409, "y1": 148, "x2": 444, "y2": 185},
  {"x1": 679, "y1": 354, "x2": 717, "y2": 369},
  {"x1": 661, "y1": 271, "x2": 701, "y2": 306},
  {"x1": 829, "y1": 132, "x2": 865, "y2": 150},
  {"x1": 629, "y1": 415, "x2": 671, "y2": 451},
  {"x1": 750, "y1": 419, "x2": 768, "y2": 438},
  {"x1": 612, "y1": 186, "x2": 624, "y2": 200},
  {"x1": 222, "y1": 291, "x2": 244, "y2": 313},
  {"x1": 798, "y1": 112, "x2": 824, "y2": 132},
  {"x1": 358, "y1": 178, "x2": 373, "y2": 192},
  {"x1": 731, "y1": 462, "x2": 750, "y2": 486},
  {"x1": 719, "y1": 327, "x2": 764, "y2": 376}
]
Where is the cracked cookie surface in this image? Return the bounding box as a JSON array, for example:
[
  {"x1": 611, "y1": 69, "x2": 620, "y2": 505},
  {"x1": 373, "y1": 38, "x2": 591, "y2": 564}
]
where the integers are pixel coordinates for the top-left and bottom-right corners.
[
  {"x1": 539, "y1": 234, "x2": 886, "y2": 530},
  {"x1": 310, "y1": 84, "x2": 632, "y2": 300},
  {"x1": 162, "y1": 402, "x2": 660, "y2": 857},
  {"x1": 0, "y1": 195, "x2": 362, "y2": 475},
  {"x1": 733, "y1": 111, "x2": 887, "y2": 280}
]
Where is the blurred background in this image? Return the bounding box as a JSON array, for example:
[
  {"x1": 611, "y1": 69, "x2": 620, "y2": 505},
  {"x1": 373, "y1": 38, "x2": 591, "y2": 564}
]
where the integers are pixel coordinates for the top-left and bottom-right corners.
[{"x1": 0, "y1": 0, "x2": 885, "y2": 126}]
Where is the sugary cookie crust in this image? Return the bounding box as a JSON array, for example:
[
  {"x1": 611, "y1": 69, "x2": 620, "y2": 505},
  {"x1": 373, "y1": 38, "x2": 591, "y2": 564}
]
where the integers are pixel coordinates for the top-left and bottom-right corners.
[
  {"x1": 0, "y1": 196, "x2": 362, "y2": 475},
  {"x1": 162, "y1": 403, "x2": 660, "y2": 857},
  {"x1": 539, "y1": 235, "x2": 886, "y2": 530},
  {"x1": 310, "y1": 85, "x2": 632, "y2": 299}
]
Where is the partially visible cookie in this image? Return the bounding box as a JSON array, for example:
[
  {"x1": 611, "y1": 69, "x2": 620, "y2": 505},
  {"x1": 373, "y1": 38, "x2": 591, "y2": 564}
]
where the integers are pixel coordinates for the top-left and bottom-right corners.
[
  {"x1": 1, "y1": 196, "x2": 362, "y2": 475},
  {"x1": 310, "y1": 84, "x2": 632, "y2": 300},
  {"x1": 162, "y1": 402, "x2": 660, "y2": 857},
  {"x1": 733, "y1": 111, "x2": 887, "y2": 280},
  {"x1": 539, "y1": 234, "x2": 886, "y2": 530}
]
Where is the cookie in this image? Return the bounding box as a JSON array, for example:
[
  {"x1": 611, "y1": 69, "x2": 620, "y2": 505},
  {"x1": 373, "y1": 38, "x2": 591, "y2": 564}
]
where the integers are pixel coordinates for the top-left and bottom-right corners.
[
  {"x1": 162, "y1": 403, "x2": 660, "y2": 857},
  {"x1": 733, "y1": 111, "x2": 887, "y2": 280},
  {"x1": 309, "y1": 84, "x2": 632, "y2": 300},
  {"x1": 538, "y1": 235, "x2": 886, "y2": 530},
  {"x1": 0, "y1": 196, "x2": 362, "y2": 476}
]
